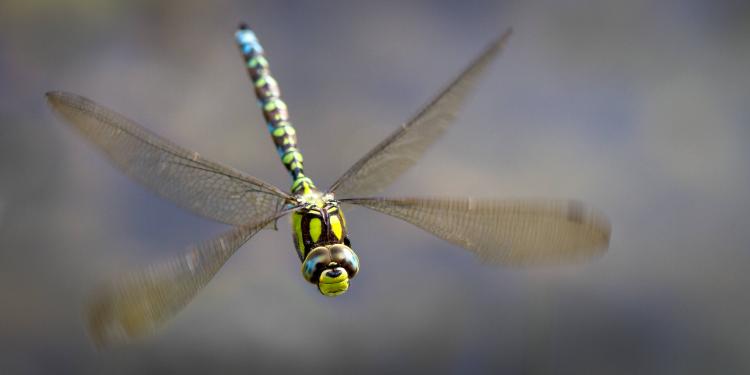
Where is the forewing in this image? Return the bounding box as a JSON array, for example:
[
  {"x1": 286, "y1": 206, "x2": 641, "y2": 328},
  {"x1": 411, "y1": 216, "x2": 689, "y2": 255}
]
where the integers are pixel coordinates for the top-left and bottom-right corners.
[
  {"x1": 46, "y1": 91, "x2": 291, "y2": 225},
  {"x1": 329, "y1": 29, "x2": 512, "y2": 198},
  {"x1": 87, "y1": 209, "x2": 295, "y2": 347},
  {"x1": 342, "y1": 197, "x2": 610, "y2": 265}
]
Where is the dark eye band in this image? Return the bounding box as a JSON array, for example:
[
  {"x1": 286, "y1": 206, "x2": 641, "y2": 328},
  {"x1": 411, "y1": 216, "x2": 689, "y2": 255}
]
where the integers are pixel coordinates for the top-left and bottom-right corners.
[
  {"x1": 301, "y1": 247, "x2": 331, "y2": 283},
  {"x1": 329, "y1": 244, "x2": 359, "y2": 279}
]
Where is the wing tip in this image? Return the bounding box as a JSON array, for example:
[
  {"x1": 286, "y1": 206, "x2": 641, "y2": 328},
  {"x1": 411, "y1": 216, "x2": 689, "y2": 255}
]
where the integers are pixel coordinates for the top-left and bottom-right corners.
[
  {"x1": 503, "y1": 26, "x2": 514, "y2": 37},
  {"x1": 85, "y1": 283, "x2": 157, "y2": 350},
  {"x1": 44, "y1": 90, "x2": 80, "y2": 110},
  {"x1": 44, "y1": 90, "x2": 61, "y2": 106},
  {"x1": 86, "y1": 288, "x2": 122, "y2": 350},
  {"x1": 44, "y1": 90, "x2": 69, "y2": 99},
  {"x1": 495, "y1": 27, "x2": 514, "y2": 47}
]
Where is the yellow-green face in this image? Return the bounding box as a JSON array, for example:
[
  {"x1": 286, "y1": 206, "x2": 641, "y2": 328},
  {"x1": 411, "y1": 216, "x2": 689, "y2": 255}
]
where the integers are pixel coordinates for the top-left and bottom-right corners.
[{"x1": 317, "y1": 267, "x2": 350, "y2": 296}]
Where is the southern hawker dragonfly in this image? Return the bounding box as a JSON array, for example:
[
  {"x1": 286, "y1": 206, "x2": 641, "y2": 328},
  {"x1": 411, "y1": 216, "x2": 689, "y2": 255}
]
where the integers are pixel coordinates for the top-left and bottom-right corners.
[{"x1": 46, "y1": 23, "x2": 610, "y2": 346}]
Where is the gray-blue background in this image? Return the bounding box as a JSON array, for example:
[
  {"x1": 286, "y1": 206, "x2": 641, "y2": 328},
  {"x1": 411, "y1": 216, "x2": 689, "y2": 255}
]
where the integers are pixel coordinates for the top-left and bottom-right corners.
[{"x1": 1, "y1": 1, "x2": 749, "y2": 373}]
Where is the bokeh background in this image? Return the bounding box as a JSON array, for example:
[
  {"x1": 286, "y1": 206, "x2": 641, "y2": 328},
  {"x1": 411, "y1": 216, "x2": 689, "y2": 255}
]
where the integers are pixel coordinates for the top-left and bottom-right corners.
[{"x1": 2, "y1": 0, "x2": 749, "y2": 373}]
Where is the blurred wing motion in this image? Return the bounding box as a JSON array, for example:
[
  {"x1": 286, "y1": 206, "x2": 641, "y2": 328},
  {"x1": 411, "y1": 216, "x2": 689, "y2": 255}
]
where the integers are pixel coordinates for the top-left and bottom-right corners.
[
  {"x1": 342, "y1": 197, "x2": 610, "y2": 265},
  {"x1": 87, "y1": 209, "x2": 295, "y2": 347},
  {"x1": 328, "y1": 29, "x2": 513, "y2": 198},
  {"x1": 46, "y1": 91, "x2": 291, "y2": 225}
]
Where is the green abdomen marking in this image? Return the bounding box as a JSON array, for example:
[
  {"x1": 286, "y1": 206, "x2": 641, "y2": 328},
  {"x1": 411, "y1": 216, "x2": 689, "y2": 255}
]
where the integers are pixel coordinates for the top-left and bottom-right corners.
[{"x1": 235, "y1": 24, "x2": 315, "y2": 195}]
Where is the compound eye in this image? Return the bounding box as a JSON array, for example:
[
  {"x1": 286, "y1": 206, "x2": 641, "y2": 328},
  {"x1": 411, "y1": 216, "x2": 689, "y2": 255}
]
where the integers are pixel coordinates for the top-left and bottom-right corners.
[
  {"x1": 301, "y1": 247, "x2": 331, "y2": 283},
  {"x1": 329, "y1": 244, "x2": 359, "y2": 279}
]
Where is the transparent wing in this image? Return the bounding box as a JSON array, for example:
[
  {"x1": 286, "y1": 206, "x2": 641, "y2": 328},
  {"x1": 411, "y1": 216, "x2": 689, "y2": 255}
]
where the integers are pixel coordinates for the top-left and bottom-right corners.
[
  {"x1": 341, "y1": 197, "x2": 610, "y2": 265},
  {"x1": 329, "y1": 29, "x2": 513, "y2": 198},
  {"x1": 87, "y1": 208, "x2": 295, "y2": 347},
  {"x1": 46, "y1": 91, "x2": 291, "y2": 225}
]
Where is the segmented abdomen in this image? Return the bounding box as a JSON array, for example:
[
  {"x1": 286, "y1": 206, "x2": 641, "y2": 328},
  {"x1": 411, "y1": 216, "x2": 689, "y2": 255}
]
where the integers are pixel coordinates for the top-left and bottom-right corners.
[{"x1": 235, "y1": 23, "x2": 315, "y2": 195}]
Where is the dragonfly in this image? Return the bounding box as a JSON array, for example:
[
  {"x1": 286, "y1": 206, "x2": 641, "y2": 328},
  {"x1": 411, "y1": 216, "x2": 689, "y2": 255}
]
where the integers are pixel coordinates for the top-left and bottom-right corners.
[{"x1": 46, "y1": 23, "x2": 610, "y2": 347}]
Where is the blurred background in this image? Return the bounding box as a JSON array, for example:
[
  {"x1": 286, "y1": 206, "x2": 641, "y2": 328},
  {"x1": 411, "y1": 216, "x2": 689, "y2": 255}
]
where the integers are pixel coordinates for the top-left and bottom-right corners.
[{"x1": 1, "y1": 0, "x2": 749, "y2": 373}]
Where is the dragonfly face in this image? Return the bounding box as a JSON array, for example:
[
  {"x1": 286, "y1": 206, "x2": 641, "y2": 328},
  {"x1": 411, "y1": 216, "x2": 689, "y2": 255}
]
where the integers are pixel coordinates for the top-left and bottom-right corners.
[
  {"x1": 293, "y1": 191, "x2": 359, "y2": 296},
  {"x1": 302, "y1": 244, "x2": 360, "y2": 296}
]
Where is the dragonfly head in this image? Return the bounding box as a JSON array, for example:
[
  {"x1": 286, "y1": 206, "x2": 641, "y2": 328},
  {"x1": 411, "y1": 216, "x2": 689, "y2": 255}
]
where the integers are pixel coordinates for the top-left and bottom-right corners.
[{"x1": 301, "y1": 244, "x2": 359, "y2": 297}]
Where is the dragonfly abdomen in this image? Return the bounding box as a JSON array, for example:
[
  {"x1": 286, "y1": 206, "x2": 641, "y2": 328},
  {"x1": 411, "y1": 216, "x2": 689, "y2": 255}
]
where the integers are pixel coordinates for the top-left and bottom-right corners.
[{"x1": 235, "y1": 23, "x2": 315, "y2": 195}]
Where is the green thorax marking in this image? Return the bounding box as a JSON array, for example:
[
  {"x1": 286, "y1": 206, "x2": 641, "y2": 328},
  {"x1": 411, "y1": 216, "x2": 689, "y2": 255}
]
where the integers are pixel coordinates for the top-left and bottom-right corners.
[{"x1": 291, "y1": 191, "x2": 348, "y2": 260}]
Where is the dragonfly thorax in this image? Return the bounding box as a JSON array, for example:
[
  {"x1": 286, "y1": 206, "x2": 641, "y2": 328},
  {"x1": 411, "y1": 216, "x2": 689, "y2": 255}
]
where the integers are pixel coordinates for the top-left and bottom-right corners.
[
  {"x1": 291, "y1": 190, "x2": 349, "y2": 258},
  {"x1": 292, "y1": 189, "x2": 333, "y2": 208}
]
